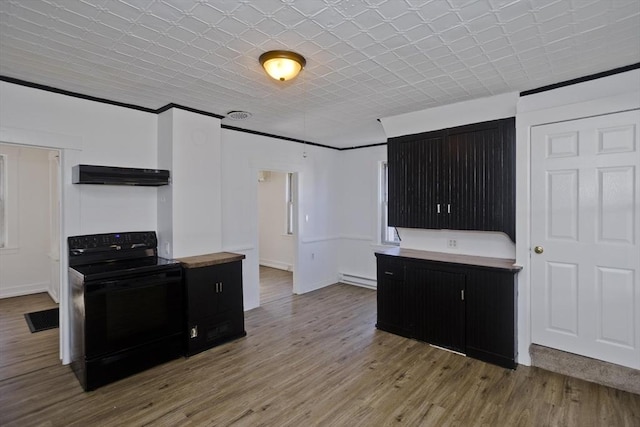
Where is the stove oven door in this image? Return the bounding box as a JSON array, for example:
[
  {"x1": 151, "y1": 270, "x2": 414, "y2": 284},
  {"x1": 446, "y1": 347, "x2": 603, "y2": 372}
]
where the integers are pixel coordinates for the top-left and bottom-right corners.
[{"x1": 84, "y1": 268, "x2": 183, "y2": 359}]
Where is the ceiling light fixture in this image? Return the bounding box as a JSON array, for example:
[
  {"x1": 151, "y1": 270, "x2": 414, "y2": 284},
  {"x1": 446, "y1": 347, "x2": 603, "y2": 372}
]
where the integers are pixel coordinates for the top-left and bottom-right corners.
[{"x1": 259, "y1": 50, "x2": 306, "y2": 82}]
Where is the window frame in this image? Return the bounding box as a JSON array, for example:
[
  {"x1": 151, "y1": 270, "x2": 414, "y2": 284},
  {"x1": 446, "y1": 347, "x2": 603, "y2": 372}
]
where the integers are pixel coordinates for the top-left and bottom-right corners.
[
  {"x1": 286, "y1": 172, "x2": 294, "y2": 235},
  {"x1": 0, "y1": 154, "x2": 5, "y2": 248},
  {"x1": 380, "y1": 161, "x2": 400, "y2": 246}
]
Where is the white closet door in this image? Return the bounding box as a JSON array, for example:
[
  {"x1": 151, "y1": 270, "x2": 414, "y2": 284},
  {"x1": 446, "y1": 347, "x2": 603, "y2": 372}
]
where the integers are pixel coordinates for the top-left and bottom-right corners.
[{"x1": 531, "y1": 109, "x2": 640, "y2": 369}]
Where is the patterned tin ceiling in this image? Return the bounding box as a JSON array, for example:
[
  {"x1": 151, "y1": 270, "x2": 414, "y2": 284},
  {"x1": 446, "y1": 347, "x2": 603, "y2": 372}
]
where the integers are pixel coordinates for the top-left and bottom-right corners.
[{"x1": 1, "y1": 0, "x2": 639, "y2": 148}]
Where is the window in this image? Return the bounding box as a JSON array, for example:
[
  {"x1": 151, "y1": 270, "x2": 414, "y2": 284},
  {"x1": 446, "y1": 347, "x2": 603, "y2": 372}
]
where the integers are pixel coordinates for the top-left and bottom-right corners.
[
  {"x1": 0, "y1": 154, "x2": 5, "y2": 248},
  {"x1": 286, "y1": 172, "x2": 294, "y2": 235},
  {"x1": 381, "y1": 162, "x2": 400, "y2": 245}
]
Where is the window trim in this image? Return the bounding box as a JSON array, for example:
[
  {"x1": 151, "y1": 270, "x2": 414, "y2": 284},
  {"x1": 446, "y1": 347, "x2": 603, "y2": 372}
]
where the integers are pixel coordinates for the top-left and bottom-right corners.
[
  {"x1": 0, "y1": 154, "x2": 5, "y2": 248},
  {"x1": 380, "y1": 161, "x2": 400, "y2": 246},
  {"x1": 286, "y1": 172, "x2": 294, "y2": 235},
  {"x1": 0, "y1": 145, "x2": 20, "y2": 252}
]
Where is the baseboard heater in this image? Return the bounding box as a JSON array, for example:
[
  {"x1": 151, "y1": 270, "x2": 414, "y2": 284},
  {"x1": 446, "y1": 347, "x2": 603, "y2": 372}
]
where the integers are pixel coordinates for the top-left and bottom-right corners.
[
  {"x1": 72, "y1": 164, "x2": 170, "y2": 186},
  {"x1": 340, "y1": 273, "x2": 377, "y2": 289}
]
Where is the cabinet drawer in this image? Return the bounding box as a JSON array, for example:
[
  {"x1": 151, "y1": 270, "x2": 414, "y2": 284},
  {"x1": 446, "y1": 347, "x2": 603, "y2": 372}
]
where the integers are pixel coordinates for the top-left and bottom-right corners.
[{"x1": 377, "y1": 258, "x2": 404, "y2": 278}]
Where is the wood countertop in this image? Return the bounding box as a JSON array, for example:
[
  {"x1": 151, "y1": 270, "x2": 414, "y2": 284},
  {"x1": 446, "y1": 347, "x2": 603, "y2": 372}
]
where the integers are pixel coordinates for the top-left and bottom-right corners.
[
  {"x1": 376, "y1": 247, "x2": 522, "y2": 272},
  {"x1": 177, "y1": 252, "x2": 246, "y2": 269}
]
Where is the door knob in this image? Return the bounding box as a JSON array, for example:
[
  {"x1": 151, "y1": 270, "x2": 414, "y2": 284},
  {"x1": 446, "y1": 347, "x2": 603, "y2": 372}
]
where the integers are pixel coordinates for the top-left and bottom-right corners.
[{"x1": 534, "y1": 246, "x2": 544, "y2": 254}]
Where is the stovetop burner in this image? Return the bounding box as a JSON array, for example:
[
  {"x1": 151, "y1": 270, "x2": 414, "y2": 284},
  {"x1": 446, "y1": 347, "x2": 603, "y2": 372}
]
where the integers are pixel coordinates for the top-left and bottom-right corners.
[
  {"x1": 68, "y1": 231, "x2": 180, "y2": 281},
  {"x1": 70, "y1": 256, "x2": 180, "y2": 281}
]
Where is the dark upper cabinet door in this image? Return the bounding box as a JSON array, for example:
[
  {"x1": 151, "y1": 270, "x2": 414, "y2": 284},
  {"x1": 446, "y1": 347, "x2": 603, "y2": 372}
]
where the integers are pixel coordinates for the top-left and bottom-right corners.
[
  {"x1": 388, "y1": 134, "x2": 444, "y2": 229},
  {"x1": 387, "y1": 139, "x2": 405, "y2": 226},
  {"x1": 448, "y1": 119, "x2": 515, "y2": 240},
  {"x1": 411, "y1": 264, "x2": 465, "y2": 353}
]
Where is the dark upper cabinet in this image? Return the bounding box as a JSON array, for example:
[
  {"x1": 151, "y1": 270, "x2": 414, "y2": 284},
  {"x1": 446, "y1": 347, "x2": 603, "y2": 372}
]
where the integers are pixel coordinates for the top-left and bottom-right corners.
[{"x1": 387, "y1": 118, "x2": 515, "y2": 241}]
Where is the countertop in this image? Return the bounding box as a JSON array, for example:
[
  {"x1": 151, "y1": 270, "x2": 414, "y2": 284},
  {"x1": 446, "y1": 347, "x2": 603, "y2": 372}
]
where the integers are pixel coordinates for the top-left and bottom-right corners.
[
  {"x1": 376, "y1": 247, "x2": 522, "y2": 272},
  {"x1": 177, "y1": 252, "x2": 246, "y2": 269}
]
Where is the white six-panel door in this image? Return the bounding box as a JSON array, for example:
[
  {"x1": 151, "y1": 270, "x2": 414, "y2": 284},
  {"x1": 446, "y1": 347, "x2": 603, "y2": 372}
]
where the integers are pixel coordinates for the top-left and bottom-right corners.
[{"x1": 531, "y1": 110, "x2": 640, "y2": 369}]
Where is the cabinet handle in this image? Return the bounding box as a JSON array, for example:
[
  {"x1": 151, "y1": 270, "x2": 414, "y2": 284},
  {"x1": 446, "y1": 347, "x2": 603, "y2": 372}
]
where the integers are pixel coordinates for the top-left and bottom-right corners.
[
  {"x1": 461, "y1": 290, "x2": 465, "y2": 301},
  {"x1": 220, "y1": 282, "x2": 223, "y2": 292},
  {"x1": 448, "y1": 204, "x2": 451, "y2": 214},
  {"x1": 437, "y1": 203, "x2": 441, "y2": 214},
  {"x1": 384, "y1": 271, "x2": 394, "y2": 276},
  {"x1": 215, "y1": 282, "x2": 220, "y2": 293}
]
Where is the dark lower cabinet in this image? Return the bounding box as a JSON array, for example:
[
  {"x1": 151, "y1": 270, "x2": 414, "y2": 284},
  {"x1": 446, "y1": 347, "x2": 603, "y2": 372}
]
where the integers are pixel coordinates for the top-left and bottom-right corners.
[
  {"x1": 376, "y1": 251, "x2": 519, "y2": 369},
  {"x1": 180, "y1": 254, "x2": 246, "y2": 357}
]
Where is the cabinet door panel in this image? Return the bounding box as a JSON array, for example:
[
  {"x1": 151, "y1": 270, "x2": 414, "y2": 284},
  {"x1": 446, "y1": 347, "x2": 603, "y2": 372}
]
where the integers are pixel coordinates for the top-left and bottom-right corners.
[
  {"x1": 387, "y1": 140, "x2": 405, "y2": 226},
  {"x1": 216, "y1": 261, "x2": 244, "y2": 314},
  {"x1": 388, "y1": 135, "x2": 444, "y2": 229},
  {"x1": 376, "y1": 256, "x2": 412, "y2": 337},
  {"x1": 466, "y1": 268, "x2": 516, "y2": 368},
  {"x1": 411, "y1": 266, "x2": 465, "y2": 353},
  {"x1": 447, "y1": 119, "x2": 515, "y2": 239},
  {"x1": 185, "y1": 267, "x2": 220, "y2": 320}
]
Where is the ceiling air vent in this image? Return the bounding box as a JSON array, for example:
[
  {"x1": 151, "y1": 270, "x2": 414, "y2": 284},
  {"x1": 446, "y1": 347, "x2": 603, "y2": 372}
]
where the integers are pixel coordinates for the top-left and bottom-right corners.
[{"x1": 226, "y1": 110, "x2": 252, "y2": 120}]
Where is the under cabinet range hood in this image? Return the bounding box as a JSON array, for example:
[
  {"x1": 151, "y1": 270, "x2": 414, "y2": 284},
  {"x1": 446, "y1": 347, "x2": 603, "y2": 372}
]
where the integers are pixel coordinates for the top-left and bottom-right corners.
[{"x1": 72, "y1": 164, "x2": 170, "y2": 186}]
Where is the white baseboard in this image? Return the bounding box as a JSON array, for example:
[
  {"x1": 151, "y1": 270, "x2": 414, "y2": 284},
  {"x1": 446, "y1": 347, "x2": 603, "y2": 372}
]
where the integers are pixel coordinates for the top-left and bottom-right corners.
[
  {"x1": 296, "y1": 277, "x2": 336, "y2": 295},
  {"x1": 259, "y1": 259, "x2": 293, "y2": 271},
  {"x1": 0, "y1": 281, "x2": 50, "y2": 299},
  {"x1": 48, "y1": 289, "x2": 60, "y2": 304},
  {"x1": 339, "y1": 273, "x2": 377, "y2": 290}
]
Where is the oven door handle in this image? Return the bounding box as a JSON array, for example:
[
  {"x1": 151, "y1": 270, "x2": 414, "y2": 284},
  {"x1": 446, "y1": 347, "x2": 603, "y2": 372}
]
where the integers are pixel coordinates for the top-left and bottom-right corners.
[{"x1": 87, "y1": 273, "x2": 181, "y2": 293}]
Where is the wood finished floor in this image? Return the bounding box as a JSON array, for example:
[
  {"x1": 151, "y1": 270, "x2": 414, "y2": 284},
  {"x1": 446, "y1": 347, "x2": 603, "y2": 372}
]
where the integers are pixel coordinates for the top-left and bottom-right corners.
[
  {"x1": 259, "y1": 265, "x2": 293, "y2": 304},
  {"x1": 1, "y1": 284, "x2": 639, "y2": 426}
]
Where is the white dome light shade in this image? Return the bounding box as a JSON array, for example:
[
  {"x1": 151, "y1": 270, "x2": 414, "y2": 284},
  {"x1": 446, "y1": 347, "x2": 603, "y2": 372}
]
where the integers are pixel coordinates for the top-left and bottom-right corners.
[{"x1": 259, "y1": 50, "x2": 306, "y2": 82}]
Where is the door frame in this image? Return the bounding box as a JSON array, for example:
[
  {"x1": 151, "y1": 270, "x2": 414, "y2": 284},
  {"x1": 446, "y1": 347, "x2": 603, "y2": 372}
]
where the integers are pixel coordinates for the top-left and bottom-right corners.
[
  {"x1": 515, "y1": 80, "x2": 640, "y2": 366},
  {"x1": 0, "y1": 126, "x2": 83, "y2": 364},
  {"x1": 252, "y1": 164, "x2": 301, "y2": 299},
  {"x1": 256, "y1": 168, "x2": 298, "y2": 302}
]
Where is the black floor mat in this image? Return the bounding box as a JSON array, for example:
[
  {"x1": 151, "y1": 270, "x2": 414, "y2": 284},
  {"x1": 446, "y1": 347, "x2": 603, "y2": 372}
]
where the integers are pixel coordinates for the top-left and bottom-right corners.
[{"x1": 24, "y1": 308, "x2": 59, "y2": 333}]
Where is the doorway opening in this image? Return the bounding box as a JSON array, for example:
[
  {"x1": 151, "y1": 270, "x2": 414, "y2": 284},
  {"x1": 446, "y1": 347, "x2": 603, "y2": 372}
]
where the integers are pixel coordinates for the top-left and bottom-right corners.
[
  {"x1": 0, "y1": 142, "x2": 62, "y2": 361},
  {"x1": 257, "y1": 170, "x2": 296, "y2": 305}
]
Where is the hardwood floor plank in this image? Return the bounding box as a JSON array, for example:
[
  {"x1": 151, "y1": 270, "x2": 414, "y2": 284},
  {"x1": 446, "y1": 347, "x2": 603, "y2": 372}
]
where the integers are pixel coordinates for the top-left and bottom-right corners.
[
  {"x1": 259, "y1": 265, "x2": 292, "y2": 304},
  {"x1": 1, "y1": 285, "x2": 639, "y2": 426}
]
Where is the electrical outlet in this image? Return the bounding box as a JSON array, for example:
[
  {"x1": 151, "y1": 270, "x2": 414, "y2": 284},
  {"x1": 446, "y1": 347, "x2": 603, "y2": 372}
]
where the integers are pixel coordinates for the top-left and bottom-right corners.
[{"x1": 447, "y1": 239, "x2": 457, "y2": 249}]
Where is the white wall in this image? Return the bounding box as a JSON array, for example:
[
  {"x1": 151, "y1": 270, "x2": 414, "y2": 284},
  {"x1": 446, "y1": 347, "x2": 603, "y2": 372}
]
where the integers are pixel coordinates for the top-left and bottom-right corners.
[
  {"x1": 0, "y1": 81, "x2": 159, "y2": 364},
  {"x1": 0, "y1": 144, "x2": 52, "y2": 298},
  {"x1": 0, "y1": 82, "x2": 159, "y2": 235},
  {"x1": 221, "y1": 129, "x2": 341, "y2": 311},
  {"x1": 336, "y1": 145, "x2": 388, "y2": 287},
  {"x1": 258, "y1": 171, "x2": 294, "y2": 271},
  {"x1": 157, "y1": 108, "x2": 222, "y2": 259}
]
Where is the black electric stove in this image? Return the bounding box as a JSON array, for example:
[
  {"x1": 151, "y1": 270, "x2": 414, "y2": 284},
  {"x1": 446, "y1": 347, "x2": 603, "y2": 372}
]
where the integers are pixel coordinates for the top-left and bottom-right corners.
[{"x1": 68, "y1": 231, "x2": 184, "y2": 391}]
